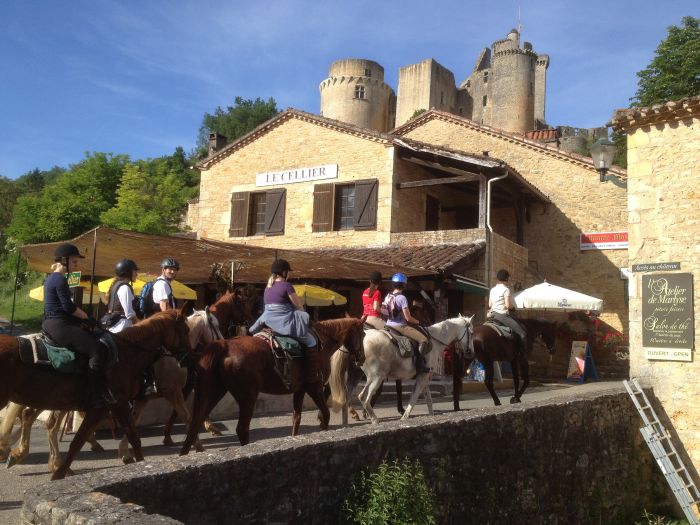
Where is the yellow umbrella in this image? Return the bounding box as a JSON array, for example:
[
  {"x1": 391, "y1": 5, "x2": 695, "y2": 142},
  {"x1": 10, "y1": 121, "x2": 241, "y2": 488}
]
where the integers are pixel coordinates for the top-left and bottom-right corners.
[
  {"x1": 29, "y1": 281, "x2": 103, "y2": 304},
  {"x1": 137, "y1": 274, "x2": 197, "y2": 300},
  {"x1": 293, "y1": 284, "x2": 347, "y2": 307},
  {"x1": 97, "y1": 277, "x2": 147, "y2": 294}
]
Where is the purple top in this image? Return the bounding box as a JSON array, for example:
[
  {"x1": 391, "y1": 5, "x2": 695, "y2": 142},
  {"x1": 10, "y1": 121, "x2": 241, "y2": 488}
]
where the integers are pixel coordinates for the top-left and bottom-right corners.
[
  {"x1": 385, "y1": 292, "x2": 409, "y2": 327},
  {"x1": 264, "y1": 280, "x2": 295, "y2": 306}
]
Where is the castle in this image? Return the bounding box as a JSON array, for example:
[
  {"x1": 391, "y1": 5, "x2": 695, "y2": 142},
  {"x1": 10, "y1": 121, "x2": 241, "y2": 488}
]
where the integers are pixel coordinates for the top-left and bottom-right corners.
[{"x1": 319, "y1": 29, "x2": 605, "y2": 151}]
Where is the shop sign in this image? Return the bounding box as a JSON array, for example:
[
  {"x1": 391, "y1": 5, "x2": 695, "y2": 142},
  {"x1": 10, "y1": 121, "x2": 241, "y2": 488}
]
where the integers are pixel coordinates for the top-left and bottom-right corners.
[
  {"x1": 632, "y1": 262, "x2": 680, "y2": 272},
  {"x1": 66, "y1": 271, "x2": 82, "y2": 287},
  {"x1": 256, "y1": 164, "x2": 338, "y2": 187},
  {"x1": 580, "y1": 231, "x2": 628, "y2": 250},
  {"x1": 642, "y1": 273, "x2": 694, "y2": 361}
]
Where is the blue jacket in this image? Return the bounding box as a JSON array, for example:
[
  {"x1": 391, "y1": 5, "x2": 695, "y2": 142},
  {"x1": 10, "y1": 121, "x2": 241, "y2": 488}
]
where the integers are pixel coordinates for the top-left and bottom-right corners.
[{"x1": 43, "y1": 272, "x2": 77, "y2": 320}]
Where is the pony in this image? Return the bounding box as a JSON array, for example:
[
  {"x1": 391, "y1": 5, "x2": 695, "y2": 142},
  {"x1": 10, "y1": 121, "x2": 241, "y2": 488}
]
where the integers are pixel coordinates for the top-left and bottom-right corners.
[
  {"x1": 0, "y1": 308, "x2": 191, "y2": 480},
  {"x1": 329, "y1": 315, "x2": 474, "y2": 424},
  {"x1": 0, "y1": 308, "x2": 224, "y2": 471},
  {"x1": 451, "y1": 318, "x2": 557, "y2": 408},
  {"x1": 179, "y1": 317, "x2": 365, "y2": 455}
]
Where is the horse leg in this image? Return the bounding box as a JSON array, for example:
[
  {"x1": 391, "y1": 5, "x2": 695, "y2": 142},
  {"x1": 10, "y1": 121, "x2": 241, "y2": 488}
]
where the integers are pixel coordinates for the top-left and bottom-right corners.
[
  {"x1": 179, "y1": 382, "x2": 226, "y2": 456},
  {"x1": 119, "y1": 399, "x2": 146, "y2": 464},
  {"x1": 51, "y1": 407, "x2": 107, "y2": 480},
  {"x1": 483, "y1": 359, "x2": 501, "y2": 406},
  {"x1": 113, "y1": 403, "x2": 145, "y2": 463},
  {"x1": 292, "y1": 390, "x2": 305, "y2": 436},
  {"x1": 358, "y1": 376, "x2": 383, "y2": 424},
  {"x1": 510, "y1": 357, "x2": 521, "y2": 404},
  {"x1": 401, "y1": 373, "x2": 431, "y2": 421},
  {"x1": 307, "y1": 383, "x2": 330, "y2": 431},
  {"x1": 513, "y1": 358, "x2": 530, "y2": 403},
  {"x1": 0, "y1": 402, "x2": 23, "y2": 462},
  {"x1": 47, "y1": 411, "x2": 73, "y2": 476},
  {"x1": 395, "y1": 380, "x2": 405, "y2": 415},
  {"x1": 424, "y1": 380, "x2": 434, "y2": 416},
  {"x1": 7, "y1": 406, "x2": 41, "y2": 468},
  {"x1": 168, "y1": 390, "x2": 205, "y2": 453},
  {"x1": 235, "y1": 398, "x2": 255, "y2": 446}
]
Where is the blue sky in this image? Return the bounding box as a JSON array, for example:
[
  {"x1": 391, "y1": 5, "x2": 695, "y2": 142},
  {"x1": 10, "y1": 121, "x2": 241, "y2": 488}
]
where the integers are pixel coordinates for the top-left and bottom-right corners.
[{"x1": 0, "y1": 1, "x2": 697, "y2": 179}]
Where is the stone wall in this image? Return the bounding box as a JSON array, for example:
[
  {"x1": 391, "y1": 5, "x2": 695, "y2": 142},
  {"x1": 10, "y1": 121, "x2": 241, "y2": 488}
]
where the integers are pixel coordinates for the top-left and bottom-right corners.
[{"x1": 22, "y1": 386, "x2": 669, "y2": 524}]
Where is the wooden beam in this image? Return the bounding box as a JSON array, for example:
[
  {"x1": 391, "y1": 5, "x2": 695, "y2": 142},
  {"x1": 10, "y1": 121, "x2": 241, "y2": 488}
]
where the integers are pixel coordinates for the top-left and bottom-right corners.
[
  {"x1": 399, "y1": 156, "x2": 483, "y2": 178},
  {"x1": 397, "y1": 174, "x2": 479, "y2": 189},
  {"x1": 478, "y1": 174, "x2": 487, "y2": 228}
]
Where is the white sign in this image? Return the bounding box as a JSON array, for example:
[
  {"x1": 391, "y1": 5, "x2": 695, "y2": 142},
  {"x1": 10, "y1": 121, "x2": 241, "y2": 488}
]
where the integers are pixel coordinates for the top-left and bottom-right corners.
[
  {"x1": 645, "y1": 347, "x2": 692, "y2": 362},
  {"x1": 580, "y1": 231, "x2": 628, "y2": 250},
  {"x1": 256, "y1": 164, "x2": 338, "y2": 187}
]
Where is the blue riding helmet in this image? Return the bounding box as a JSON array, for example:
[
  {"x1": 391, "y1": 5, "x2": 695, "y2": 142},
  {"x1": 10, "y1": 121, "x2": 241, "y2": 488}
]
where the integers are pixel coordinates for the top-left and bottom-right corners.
[{"x1": 391, "y1": 273, "x2": 408, "y2": 284}]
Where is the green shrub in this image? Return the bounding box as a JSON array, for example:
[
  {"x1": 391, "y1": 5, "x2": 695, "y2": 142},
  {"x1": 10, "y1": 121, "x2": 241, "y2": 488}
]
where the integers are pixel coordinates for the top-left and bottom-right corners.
[
  {"x1": 341, "y1": 458, "x2": 435, "y2": 525},
  {"x1": 635, "y1": 510, "x2": 689, "y2": 525}
]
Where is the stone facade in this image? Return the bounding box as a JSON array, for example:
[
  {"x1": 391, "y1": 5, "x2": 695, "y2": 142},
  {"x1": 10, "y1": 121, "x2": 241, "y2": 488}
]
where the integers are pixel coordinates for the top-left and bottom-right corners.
[
  {"x1": 611, "y1": 96, "x2": 700, "y2": 473},
  {"x1": 21, "y1": 387, "x2": 668, "y2": 524}
]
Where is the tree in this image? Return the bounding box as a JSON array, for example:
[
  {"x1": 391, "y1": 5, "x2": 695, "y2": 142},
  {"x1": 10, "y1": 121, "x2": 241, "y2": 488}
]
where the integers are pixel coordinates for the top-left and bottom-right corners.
[
  {"x1": 633, "y1": 16, "x2": 700, "y2": 107},
  {"x1": 196, "y1": 96, "x2": 279, "y2": 158}
]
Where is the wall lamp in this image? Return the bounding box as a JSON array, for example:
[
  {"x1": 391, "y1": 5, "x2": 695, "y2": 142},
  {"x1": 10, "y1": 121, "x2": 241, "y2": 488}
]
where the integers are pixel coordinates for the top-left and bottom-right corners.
[{"x1": 590, "y1": 138, "x2": 617, "y2": 183}]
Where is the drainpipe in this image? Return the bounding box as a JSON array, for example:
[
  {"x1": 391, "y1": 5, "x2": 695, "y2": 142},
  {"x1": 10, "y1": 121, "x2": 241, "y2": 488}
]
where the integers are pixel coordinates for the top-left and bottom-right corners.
[{"x1": 485, "y1": 169, "x2": 509, "y2": 288}]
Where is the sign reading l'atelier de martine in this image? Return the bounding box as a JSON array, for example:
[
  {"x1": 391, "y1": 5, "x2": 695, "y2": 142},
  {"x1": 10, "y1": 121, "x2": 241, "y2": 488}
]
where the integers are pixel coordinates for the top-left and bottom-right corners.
[{"x1": 642, "y1": 273, "x2": 694, "y2": 361}]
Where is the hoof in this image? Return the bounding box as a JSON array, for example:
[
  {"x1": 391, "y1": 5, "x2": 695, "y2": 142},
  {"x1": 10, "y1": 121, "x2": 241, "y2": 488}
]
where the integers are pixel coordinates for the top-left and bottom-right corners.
[
  {"x1": 6, "y1": 455, "x2": 18, "y2": 469},
  {"x1": 90, "y1": 442, "x2": 105, "y2": 453},
  {"x1": 494, "y1": 400, "x2": 502, "y2": 406},
  {"x1": 209, "y1": 428, "x2": 223, "y2": 437},
  {"x1": 162, "y1": 436, "x2": 175, "y2": 447},
  {"x1": 510, "y1": 397, "x2": 521, "y2": 404},
  {"x1": 194, "y1": 443, "x2": 204, "y2": 453},
  {"x1": 350, "y1": 413, "x2": 360, "y2": 421},
  {"x1": 122, "y1": 456, "x2": 135, "y2": 465}
]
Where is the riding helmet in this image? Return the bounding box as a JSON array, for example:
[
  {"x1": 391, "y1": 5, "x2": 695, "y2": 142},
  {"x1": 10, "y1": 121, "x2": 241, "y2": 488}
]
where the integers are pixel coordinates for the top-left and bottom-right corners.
[
  {"x1": 271, "y1": 258, "x2": 292, "y2": 274},
  {"x1": 115, "y1": 258, "x2": 139, "y2": 278},
  {"x1": 391, "y1": 272, "x2": 408, "y2": 284},
  {"x1": 160, "y1": 257, "x2": 180, "y2": 270},
  {"x1": 496, "y1": 269, "x2": 510, "y2": 281},
  {"x1": 53, "y1": 243, "x2": 84, "y2": 261},
  {"x1": 369, "y1": 271, "x2": 382, "y2": 284}
]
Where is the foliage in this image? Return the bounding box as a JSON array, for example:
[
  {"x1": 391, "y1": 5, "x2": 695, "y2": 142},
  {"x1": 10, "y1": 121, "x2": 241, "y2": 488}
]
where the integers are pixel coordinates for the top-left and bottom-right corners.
[
  {"x1": 411, "y1": 108, "x2": 427, "y2": 119},
  {"x1": 196, "y1": 96, "x2": 279, "y2": 158},
  {"x1": 633, "y1": 16, "x2": 700, "y2": 107},
  {"x1": 611, "y1": 131, "x2": 628, "y2": 169},
  {"x1": 340, "y1": 458, "x2": 436, "y2": 525},
  {"x1": 565, "y1": 311, "x2": 627, "y2": 353},
  {"x1": 0, "y1": 167, "x2": 64, "y2": 235},
  {"x1": 0, "y1": 268, "x2": 44, "y2": 332},
  {"x1": 634, "y1": 510, "x2": 688, "y2": 525}
]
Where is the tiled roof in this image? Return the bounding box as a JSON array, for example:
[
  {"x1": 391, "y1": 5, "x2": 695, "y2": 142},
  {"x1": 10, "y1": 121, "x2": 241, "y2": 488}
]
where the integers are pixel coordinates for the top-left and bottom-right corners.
[
  {"x1": 525, "y1": 129, "x2": 560, "y2": 141},
  {"x1": 311, "y1": 240, "x2": 486, "y2": 274},
  {"x1": 609, "y1": 95, "x2": 700, "y2": 131},
  {"x1": 391, "y1": 110, "x2": 627, "y2": 180}
]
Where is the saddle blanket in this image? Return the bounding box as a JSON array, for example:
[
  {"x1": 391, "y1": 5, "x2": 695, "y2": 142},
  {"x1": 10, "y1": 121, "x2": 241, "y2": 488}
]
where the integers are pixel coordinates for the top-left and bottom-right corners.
[
  {"x1": 381, "y1": 328, "x2": 418, "y2": 358},
  {"x1": 254, "y1": 330, "x2": 305, "y2": 359},
  {"x1": 17, "y1": 332, "x2": 119, "y2": 375},
  {"x1": 483, "y1": 321, "x2": 513, "y2": 339}
]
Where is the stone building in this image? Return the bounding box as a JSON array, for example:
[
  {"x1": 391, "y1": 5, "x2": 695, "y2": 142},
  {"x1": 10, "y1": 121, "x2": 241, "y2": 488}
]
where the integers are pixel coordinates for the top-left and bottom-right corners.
[{"x1": 611, "y1": 95, "x2": 700, "y2": 472}]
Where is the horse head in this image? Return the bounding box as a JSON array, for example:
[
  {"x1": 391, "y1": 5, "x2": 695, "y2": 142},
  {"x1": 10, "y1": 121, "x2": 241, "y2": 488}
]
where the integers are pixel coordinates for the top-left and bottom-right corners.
[
  {"x1": 454, "y1": 313, "x2": 475, "y2": 355},
  {"x1": 132, "y1": 307, "x2": 192, "y2": 357},
  {"x1": 343, "y1": 319, "x2": 366, "y2": 366},
  {"x1": 187, "y1": 308, "x2": 224, "y2": 350},
  {"x1": 210, "y1": 289, "x2": 255, "y2": 337}
]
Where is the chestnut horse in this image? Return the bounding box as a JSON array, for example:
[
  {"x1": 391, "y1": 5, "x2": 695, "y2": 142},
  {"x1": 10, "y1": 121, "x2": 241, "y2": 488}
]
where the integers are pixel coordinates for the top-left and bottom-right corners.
[
  {"x1": 0, "y1": 308, "x2": 191, "y2": 479},
  {"x1": 451, "y1": 318, "x2": 557, "y2": 408},
  {"x1": 179, "y1": 317, "x2": 365, "y2": 455}
]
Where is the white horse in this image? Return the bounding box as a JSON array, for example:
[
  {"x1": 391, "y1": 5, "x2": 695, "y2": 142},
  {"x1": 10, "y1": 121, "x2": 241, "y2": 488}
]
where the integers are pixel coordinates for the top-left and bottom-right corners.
[
  {"x1": 0, "y1": 308, "x2": 223, "y2": 472},
  {"x1": 329, "y1": 314, "x2": 474, "y2": 424}
]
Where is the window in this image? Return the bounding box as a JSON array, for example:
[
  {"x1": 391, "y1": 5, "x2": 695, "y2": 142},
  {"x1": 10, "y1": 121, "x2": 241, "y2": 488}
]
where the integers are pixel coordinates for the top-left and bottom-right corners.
[
  {"x1": 334, "y1": 184, "x2": 355, "y2": 230},
  {"x1": 440, "y1": 91, "x2": 444, "y2": 105},
  {"x1": 530, "y1": 82, "x2": 534, "y2": 95},
  {"x1": 482, "y1": 95, "x2": 487, "y2": 107},
  {"x1": 355, "y1": 85, "x2": 365, "y2": 99},
  {"x1": 312, "y1": 179, "x2": 378, "y2": 232},
  {"x1": 425, "y1": 195, "x2": 439, "y2": 231},
  {"x1": 229, "y1": 188, "x2": 286, "y2": 237},
  {"x1": 466, "y1": 80, "x2": 471, "y2": 88},
  {"x1": 483, "y1": 71, "x2": 488, "y2": 83},
  {"x1": 364, "y1": 68, "x2": 371, "y2": 77}
]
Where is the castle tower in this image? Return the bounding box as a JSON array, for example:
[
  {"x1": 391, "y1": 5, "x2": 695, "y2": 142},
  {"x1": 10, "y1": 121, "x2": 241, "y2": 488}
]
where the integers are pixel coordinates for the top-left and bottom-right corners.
[
  {"x1": 319, "y1": 59, "x2": 396, "y2": 132},
  {"x1": 395, "y1": 59, "x2": 458, "y2": 127}
]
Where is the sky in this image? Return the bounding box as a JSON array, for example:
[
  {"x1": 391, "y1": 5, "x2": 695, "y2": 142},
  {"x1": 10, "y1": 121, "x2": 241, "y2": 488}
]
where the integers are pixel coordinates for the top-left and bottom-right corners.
[{"x1": 0, "y1": 1, "x2": 697, "y2": 179}]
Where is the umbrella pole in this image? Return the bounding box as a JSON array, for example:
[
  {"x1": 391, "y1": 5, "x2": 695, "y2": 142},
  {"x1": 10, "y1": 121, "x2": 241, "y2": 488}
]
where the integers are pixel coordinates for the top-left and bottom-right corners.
[
  {"x1": 87, "y1": 229, "x2": 98, "y2": 315},
  {"x1": 9, "y1": 250, "x2": 21, "y2": 335}
]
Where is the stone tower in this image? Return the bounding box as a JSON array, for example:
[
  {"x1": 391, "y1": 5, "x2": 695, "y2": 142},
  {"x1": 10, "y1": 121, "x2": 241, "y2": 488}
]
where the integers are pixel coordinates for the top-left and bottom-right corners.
[
  {"x1": 395, "y1": 59, "x2": 459, "y2": 127},
  {"x1": 319, "y1": 59, "x2": 396, "y2": 132}
]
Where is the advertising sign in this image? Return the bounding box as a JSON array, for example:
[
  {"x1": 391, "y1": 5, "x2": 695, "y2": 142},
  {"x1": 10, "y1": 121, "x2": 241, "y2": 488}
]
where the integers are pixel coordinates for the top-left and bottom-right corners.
[
  {"x1": 566, "y1": 341, "x2": 588, "y2": 380},
  {"x1": 256, "y1": 164, "x2": 338, "y2": 187},
  {"x1": 580, "y1": 231, "x2": 628, "y2": 250},
  {"x1": 66, "y1": 271, "x2": 82, "y2": 288},
  {"x1": 632, "y1": 262, "x2": 680, "y2": 272},
  {"x1": 642, "y1": 273, "x2": 694, "y2": 361}
]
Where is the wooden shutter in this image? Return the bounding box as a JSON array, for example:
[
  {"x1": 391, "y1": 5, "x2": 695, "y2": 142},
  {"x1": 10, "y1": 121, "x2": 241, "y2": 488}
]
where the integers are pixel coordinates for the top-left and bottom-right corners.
[
  {"x1": 264, "y1": 188, "x2": 286, "y2": 236},
  {"x1": 312, "y1": 183, "x2": 334, "y2": 232},
  {"x1": 353, "y1": 179, "x2": 378, "y2": 230},
  {"x1": 229, "y1": 191, "x2": 249, "y2": 237}
]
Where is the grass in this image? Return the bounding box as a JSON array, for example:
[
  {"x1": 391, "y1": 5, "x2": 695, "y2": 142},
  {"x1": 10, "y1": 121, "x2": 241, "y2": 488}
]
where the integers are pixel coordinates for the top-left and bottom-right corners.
[{"x1": 0, "y1": 273, "x2": 44, "y2": 332}]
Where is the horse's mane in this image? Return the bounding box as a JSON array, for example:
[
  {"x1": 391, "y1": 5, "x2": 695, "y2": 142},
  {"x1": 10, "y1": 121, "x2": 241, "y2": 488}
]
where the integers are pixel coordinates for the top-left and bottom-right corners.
[
  {"x1": 313, "y1": 317, "x2": 362, "y2": 341},
  {"x1": 119, "y1": 310, "x2": 179, "y2": 343}
]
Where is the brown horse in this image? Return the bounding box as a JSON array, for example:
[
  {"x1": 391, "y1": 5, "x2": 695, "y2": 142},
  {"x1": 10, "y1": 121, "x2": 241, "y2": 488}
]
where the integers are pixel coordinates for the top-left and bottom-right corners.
[
  {"x1": 179, "y1": 317, "x2": 365, "y2": 454},
  {"x1": 451, "y1": 318, "x2": 557, "y2": 408},
  {"x1": 0, "y1": 308, "x2": 191, "y2": 479}
]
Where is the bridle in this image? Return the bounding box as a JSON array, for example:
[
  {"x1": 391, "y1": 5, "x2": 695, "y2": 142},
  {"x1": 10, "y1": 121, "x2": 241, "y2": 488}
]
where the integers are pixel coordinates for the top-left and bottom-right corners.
[{"x1": 429, "y1": 318, "x2": 472, "y2": 350}]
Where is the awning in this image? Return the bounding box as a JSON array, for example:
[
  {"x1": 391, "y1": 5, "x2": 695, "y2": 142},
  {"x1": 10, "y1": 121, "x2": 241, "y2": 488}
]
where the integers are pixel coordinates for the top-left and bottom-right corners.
[
  {"x1": 19, "y1": 227, "x2": 436, "y2": 284},
  {"x1": 453, "y1": 275, "x2": 489, "y2": 296}
]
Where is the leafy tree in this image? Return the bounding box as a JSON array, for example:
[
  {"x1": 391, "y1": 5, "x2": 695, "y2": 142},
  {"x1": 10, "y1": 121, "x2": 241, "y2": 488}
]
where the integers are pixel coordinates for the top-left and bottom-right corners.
[
  {"x1": 411, "y1": 108, "x2": 427, "y2": 119},
  {"x1": 196, "y1": 96, "x2": 279, "y2": 158},
  {"x1": 633, "y1": 16, "x2": 700, "y2": 107}
]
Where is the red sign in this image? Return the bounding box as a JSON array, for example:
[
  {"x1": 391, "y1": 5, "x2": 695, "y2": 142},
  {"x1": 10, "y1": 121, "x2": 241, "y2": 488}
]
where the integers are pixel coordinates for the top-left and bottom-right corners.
[{"x1": 580, "y1": 231, "x2": 628, "y2": 250}]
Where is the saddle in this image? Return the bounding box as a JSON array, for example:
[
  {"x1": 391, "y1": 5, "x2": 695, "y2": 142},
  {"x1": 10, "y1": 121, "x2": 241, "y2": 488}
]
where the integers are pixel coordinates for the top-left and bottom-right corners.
[
  {"x1": 255, "y1": 329, "x2": 308, "y2": 388},
  {"x1": 483, "y1": 321, "x2": 514, "y2": 339},
  {"x1": 381, "y1": 326, "x2": 432, "y2": 358},
  {"x1": 17, "y1": 332, "x2": 119, "y2": 375}
]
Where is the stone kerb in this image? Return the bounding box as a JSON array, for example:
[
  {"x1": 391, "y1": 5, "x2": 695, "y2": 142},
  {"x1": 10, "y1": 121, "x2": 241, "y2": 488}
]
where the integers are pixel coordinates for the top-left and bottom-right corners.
[{"x1": 22, "y1": 385, "x2": 665, "y2": 525}]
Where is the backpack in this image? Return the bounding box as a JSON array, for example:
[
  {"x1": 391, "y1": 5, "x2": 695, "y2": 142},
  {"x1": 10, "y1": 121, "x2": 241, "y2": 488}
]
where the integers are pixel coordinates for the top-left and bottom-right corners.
[
  {"x1": 138, "y1": 279, "x2": 158, "y2": 318},
  {"x1": 380, "y1": 292, "x2": 399, "y2": 319}
]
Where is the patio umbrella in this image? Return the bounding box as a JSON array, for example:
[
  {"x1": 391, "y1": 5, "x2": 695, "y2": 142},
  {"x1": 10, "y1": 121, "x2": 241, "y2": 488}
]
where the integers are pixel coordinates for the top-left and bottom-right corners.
[
  {"x1": 513, "y1": 281, "x2": 603, "y2": 312},
  {"x1": 29, "y1": 281, "x2": 103, "y2": 304},
  {"x1": 97, "y1": 277, "x2": 147, "y2": 294},
  {"x1": 293, "y1": 284, "x2": 347, "y2": 307}
]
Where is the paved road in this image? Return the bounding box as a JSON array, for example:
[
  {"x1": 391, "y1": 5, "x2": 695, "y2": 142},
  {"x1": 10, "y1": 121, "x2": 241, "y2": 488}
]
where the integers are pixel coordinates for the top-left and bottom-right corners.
[{"x1": 0, "y1": 381, "x2": 623, "y2": 524}]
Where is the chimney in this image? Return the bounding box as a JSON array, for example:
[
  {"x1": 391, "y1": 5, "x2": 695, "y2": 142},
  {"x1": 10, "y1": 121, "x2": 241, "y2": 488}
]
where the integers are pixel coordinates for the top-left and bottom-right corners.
[{"x1": 208, "y1": 132, "x2": 228, "y2": 156}]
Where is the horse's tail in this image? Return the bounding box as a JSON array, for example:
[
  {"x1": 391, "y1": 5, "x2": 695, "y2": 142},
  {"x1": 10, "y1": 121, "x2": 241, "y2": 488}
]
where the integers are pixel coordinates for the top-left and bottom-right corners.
[{"x1": 328, "y1": 348, "x2": 351, "y2": 412}]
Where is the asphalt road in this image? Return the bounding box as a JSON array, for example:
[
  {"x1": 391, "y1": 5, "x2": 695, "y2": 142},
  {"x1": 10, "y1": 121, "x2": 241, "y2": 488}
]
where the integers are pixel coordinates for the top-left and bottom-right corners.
[{"x1": 0, "y1": 381, "x2": 622, "y2": 524}]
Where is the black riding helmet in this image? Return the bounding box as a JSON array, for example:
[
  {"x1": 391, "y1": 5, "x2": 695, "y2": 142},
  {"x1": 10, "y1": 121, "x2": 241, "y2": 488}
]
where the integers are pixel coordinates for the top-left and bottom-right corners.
[
  {"x1": 369, "y1": 271, "x2": 382, "y2": 284},
  {"x1": 115, "y1": 258, "x2": 139, "y2": 278},
  {"x1": 271, "y1": 258, "x2": 292, "y2": 274},
  {"x1": 160, "y1": 257, "x2": 180, "y2": 270},
  {"x1": 54, "y1": 243, "x2": 84, "y2": 261}
]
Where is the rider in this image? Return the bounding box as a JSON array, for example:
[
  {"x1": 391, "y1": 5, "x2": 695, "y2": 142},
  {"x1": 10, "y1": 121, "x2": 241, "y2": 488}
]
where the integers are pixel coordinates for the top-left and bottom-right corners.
[
  {"x1": 105, "y1": 259, "x2": 139, "y2": 334},
  {"x1": 249, "y1": 259, "x2": 318, "y2": 378},
  {"x1": 151, "y1": 257, "x2": 179, "y2": 314},
  {"x1": 488, "y1": 269, "x2": 527, "y2": 354},
  {"x1": 384, "y1": 273, "x2": 430, "y2": 374},
  {"x1": 42, "y1": 243, "x2": 116, "y2": 408},
  {"x1": 362, "y1": 271, "x2": 385, "y2": 330}
]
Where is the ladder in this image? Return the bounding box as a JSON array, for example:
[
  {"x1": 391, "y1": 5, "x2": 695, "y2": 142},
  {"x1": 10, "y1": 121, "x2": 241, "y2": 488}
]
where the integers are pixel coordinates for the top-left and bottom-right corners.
[{"x1": 624, "y1": 378, "x2": 700, "y2": 525}]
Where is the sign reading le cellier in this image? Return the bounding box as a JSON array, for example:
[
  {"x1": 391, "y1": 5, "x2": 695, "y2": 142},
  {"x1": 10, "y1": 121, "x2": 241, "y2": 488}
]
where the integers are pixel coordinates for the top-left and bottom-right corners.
[
  {"x1": 642, "y1": 273, "x2": 694, "y2": 361},
  {"x1": 256, "y1": 164, "x2": 338, "y2": 187}
]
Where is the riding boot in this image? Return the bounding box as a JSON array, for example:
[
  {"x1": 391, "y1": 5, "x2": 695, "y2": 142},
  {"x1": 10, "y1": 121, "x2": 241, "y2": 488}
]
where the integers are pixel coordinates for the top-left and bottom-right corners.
[
  {"x1": 304, "y1": 346, "x2": 320, "y2": 383},
  {"x1": 144, "y1": 365, "x2": 157, "y2": 396},
  {"x1": 414, "y1": 346, "x2": 430, "y2": 374},
  {"x1": 88, "y1": 368, "x2": 117, "y2": 408}
]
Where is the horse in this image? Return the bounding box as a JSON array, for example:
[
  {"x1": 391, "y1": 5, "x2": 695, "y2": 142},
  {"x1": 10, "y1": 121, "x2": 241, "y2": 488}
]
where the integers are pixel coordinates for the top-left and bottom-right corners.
[
  {"x1": 0, "y1": 308, "x2": 191, "y2": 480},
  {"x1": 451, "y1": 318, "x2": 557, "y2": 408},
  {"x1": 0, "y1": 308, "x2": 223, "y2": 471},
  {"x1": 329, "y1": 315, "x2": 474, "y2": 424},
  {"x1": 179, "y1": 317, "x2": 365, "y2": 455}
]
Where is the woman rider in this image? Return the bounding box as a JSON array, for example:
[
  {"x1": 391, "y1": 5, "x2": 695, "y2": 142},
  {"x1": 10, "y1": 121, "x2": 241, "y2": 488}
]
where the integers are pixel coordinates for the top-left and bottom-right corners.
[
  {"x1": 488, "y1": 269, "x2": 527, "y2": 354},
  {"x1": 42, "y1": 243, "x2": 116, "y2": 408},
  {"x1": 384, "y1": 273, "x2": 430, "y2": 374},
  {"x1": 249, "y1": 258, "x2": 317, "y2": 355},
  {"x1": 105, "y1": 259, "x2": 139, "y2": 334},
  {"x1": 362, "y1": 271, "x2": 385, "y2": 330}
]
